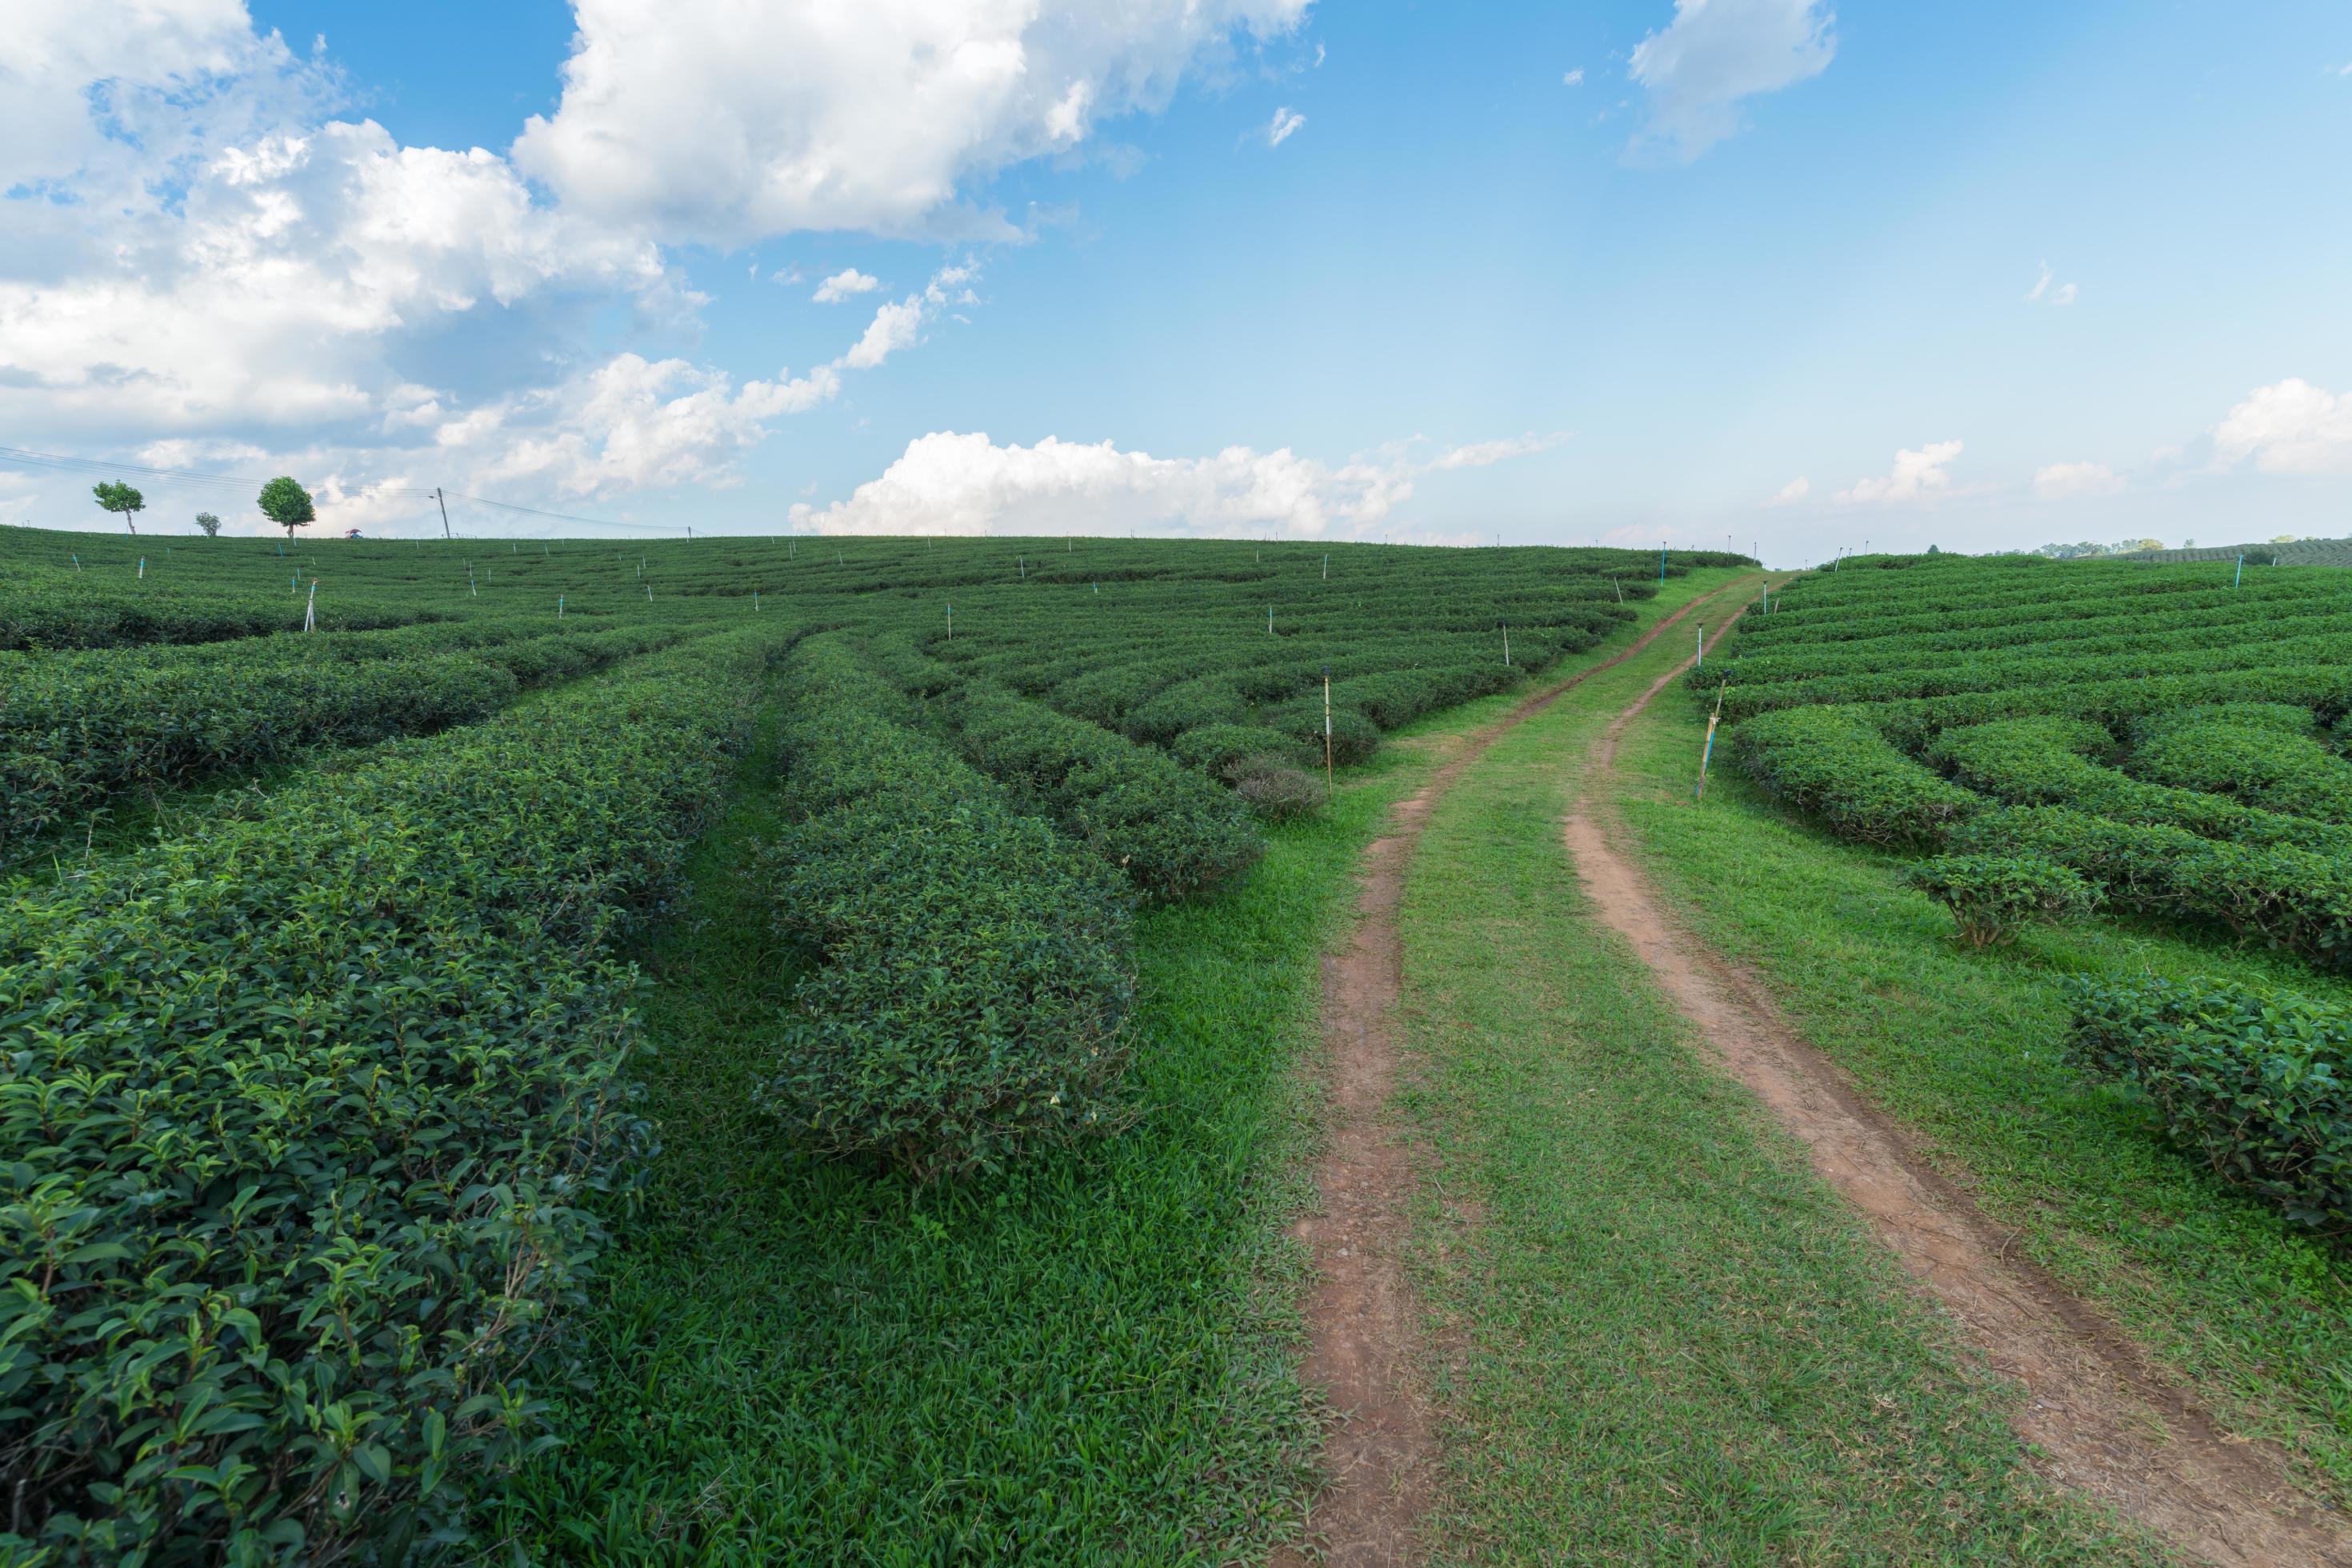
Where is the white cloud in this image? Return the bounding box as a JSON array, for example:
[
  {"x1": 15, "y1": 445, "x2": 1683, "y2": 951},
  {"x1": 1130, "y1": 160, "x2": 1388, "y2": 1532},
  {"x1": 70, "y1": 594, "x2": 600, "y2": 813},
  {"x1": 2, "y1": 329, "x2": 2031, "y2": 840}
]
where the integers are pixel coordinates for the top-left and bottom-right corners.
[
  {"x1": 2026, "y1": 262, "x2": 2078, "y2": 306},
  {"x1": 1768, "y1": 476, "x2": 1810, "y2": 505},
  {"x1": 1562, "y1": 68, "x2": 1586, "y2": 86},
  {"x1": 789, "y1": 430, "x2": 1556, "y2": 538},
  {"x1": 1834, "y1": 440, "x2": 1962, "y2": 504},
  {"x1": 840, "y1": 296, "x2": 927, "y2": 370},
  {"x1": 813, "y1": 267, "x2": 882, "y2": 302},
  {"x1": 2213, "y1": 378, "x2": 2352, "y2": 475},
  {"x1": 0, "y1": 118, "x2": 674, "y2": 433},
  {"x1": 455, "y1": 353, "x2": 841, "y2": 499},
  {"x1": 1266, "y1": 106, "x2": 1306, "y2": 146},
  {"x1": 0, "y1": 10, "x2": 1014, "y2": 528},
  {"x1": 1419, "y1": 432, "x2": 1563, "y2": 471},
  {"x1": 1627, "y1": 0, "x2": 1835, "y2": 160},
  {"x1": 510, "y1": 0, "x2": 1313, "y2": 246},
  {"x1": 2032, "y1": 461, "x2": 2122, "y2": 499}
]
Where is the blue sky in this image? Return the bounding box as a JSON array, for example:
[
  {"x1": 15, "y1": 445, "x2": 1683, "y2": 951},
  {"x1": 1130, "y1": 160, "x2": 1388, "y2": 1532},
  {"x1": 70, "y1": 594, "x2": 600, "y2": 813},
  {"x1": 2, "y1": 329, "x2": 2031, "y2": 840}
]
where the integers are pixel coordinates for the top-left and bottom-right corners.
[{"x1": 4, "y1": 1, "x2": 2349, "y2": 560}]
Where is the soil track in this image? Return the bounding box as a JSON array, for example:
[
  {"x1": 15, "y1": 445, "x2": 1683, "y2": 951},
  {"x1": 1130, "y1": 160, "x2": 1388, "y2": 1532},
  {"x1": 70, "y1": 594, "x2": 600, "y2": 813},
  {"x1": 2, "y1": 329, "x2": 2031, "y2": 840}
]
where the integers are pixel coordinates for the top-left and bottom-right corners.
[
  {"x1": 1283, "y1": 580, "x2": 1745, "y2": 1567},
  {"x1": 1562, "y1": 606, "x2": 2352, "y2": 1568}
]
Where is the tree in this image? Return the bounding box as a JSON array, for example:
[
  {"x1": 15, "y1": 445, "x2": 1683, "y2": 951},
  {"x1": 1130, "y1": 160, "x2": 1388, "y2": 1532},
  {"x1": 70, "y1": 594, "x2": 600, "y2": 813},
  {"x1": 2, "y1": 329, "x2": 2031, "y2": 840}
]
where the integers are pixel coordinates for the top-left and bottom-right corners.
[
  {"x1": 194, "y1": 511, "x2": 222, "y2": 538},
  {"x1": 93, "y1": 481, "x2": 144, "y2": 534},
  {"x1": 257, "y1": 476, "x2": 315, "y2": 539}
]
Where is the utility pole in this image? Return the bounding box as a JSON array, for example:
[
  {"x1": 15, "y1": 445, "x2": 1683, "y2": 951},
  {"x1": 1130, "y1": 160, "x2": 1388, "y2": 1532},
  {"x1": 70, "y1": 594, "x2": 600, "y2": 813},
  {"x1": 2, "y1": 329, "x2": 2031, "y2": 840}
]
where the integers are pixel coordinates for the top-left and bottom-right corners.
[{"x1": 435, "y1": 487, "x2": 451, "y2": 540}]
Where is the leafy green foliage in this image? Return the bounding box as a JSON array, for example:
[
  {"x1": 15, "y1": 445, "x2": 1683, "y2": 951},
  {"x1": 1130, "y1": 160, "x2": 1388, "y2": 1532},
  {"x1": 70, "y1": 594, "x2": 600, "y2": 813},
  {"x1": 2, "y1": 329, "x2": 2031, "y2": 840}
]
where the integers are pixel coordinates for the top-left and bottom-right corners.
[
  {"x1": 2067, "y1": 977, "x2": 2350, "y2": 1235},
  {"x1": 1730, "y1": 704, "x2": 1982, "y2": 846},
  {"x1": 2130, "y1": 704, "x2": 2352, "y2": 823},
  {"x1": 193, "y1": 511, "x2": 222, "y2": 538},
  {"x1": 949, "y1": 678, "x2": 1262, "y2": 900},
  {"x1": 1169, "y1": 722, "x2": 1313, "y2": 774},
  {"x1": 0, "y1": 629, "x2": 780, "y2": 1566},
  {"x1": 1951, "y1": 806, "x2": 2352, "y2": 972},
  {"x1": 762, "y1": 638, "x2": 1135, "y2": 1179},
  {"x1": 89, "y1": 481, "x2": 143, "y2": 528},
  {"x1": 1225, "y1": 751, "x2": 1322, "y2": 822},
  {"x1": 255, "y1": 475, "x2": 314, "y2": 537},
  {"x1": 1717, "y1": 555, "x2": 2352, "y2": 969},
  {"x1": 1902, "y1": 853, "x2": 2098, "y2": 946},
  {"x1": 0, "y1": 623, "x2": 685, "y2": 854}
]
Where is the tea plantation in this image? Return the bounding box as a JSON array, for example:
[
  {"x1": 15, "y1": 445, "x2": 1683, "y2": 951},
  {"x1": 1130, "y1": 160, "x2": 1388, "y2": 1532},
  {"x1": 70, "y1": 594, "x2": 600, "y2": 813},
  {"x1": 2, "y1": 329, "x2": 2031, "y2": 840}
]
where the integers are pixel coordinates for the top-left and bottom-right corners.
[
  {"x1": 1710, "y1": 551, "x2": 2352, "y2": 1242},
  {"x1": 0, "y1": 526, "x2": 1744, "y2": 1565}
]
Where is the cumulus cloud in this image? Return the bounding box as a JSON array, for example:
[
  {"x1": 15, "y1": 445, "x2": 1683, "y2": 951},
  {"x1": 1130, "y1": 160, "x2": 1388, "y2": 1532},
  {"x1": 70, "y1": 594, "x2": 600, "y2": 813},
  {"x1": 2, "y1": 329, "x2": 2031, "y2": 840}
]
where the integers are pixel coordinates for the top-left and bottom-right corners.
[
  {"x1": 2032, "y1": 461, "x2": 2122, "y2": 499},
  {"x1": 1628, "y1": 0, "x2": 1835, "y2": 160},
  {"x1": 2026, "y1": 262, "x2": 2078, "y2": 306},
  {"x1": 1768, "y1": 476, "x2": 1810, "y2": 505},
  {"x1": 455, "y1": 353, "x2": 841, "y2": 498},
  {"x1": 510, "y1": 0, "x2": 1313, "y2": 245},
  {"x1": 0, "y1": 118, "x2": 674, "y2": 434},
  {"x1": 1562, "y1": 68, "x2": 1586, "y2": 86},
  {"x1": 1834, "y1": 440, "x2": 1962, "y2": 504},
  {"x1": 0, "y1": 3, "x2": 1038, "y2": 529},
  {"x1": 2214, "y1": 378, "x2": 2352, "y2": 475},
  {"x1": 1265, "y1": 106, "x2": 1306, "y2": 146},
  {"x1": 789, "y1": 430, "x2": 1558, "y2": 538},
  {"x1": 813, "y1": 267, "x2": 881, "y2": 302}
]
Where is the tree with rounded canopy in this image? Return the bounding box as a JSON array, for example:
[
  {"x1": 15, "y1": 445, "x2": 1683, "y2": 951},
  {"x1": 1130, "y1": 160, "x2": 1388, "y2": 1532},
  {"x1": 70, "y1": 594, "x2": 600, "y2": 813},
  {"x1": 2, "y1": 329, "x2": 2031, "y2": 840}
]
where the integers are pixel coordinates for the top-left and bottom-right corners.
[
  {"x1": 92, "y1": 481, "x2": 144, "y2": 533},
  {"x1": 194, "y1": 511, "x2": 221, "y2": 537},
  {"x1": 257, "y1": 476, "x2": 315, "y2": 539}
]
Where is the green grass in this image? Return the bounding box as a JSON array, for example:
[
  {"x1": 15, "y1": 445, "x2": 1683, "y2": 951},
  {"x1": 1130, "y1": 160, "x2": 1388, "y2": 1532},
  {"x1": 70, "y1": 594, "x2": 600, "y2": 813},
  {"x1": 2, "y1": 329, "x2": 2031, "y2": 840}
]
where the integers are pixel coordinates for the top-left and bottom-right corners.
[
  {"x1": 1390, "y1": 580, "x2": 2171, "y2": 1564},
  {"x1": 1614, "y1": 615, "x2": 2352, "y2": 1511},
  {"x1": 481, "y1": 577, "x2": 1743, "y2": 1564}
]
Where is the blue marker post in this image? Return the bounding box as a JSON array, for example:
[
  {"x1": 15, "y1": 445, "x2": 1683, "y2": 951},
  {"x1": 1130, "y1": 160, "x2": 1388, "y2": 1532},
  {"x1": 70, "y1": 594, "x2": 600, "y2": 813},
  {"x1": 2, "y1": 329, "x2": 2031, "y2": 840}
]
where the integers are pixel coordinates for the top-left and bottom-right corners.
[
  {"x1": 2234, "y1": 553, "x2": 2244, "y2": 590},
  {"x1": 946, "y1": 602, "x2": 953, "y2": 641},
  {"x1": 1659, "y1": 544, "x2": 1666, "y2": 586}
]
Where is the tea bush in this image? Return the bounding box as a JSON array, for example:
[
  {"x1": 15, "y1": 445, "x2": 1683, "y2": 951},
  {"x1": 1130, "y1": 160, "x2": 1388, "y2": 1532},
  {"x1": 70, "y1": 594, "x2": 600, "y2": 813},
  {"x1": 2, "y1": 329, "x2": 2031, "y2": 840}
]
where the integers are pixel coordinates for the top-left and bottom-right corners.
[
  {"x1": 0, "y1": 628, "x2": 782, "y2": 1566},
  {"x1": 1901, "y1": 853, "x2": 2098, "y2": 946},
  {"x1": 2067, "y1": 976, "x2": 2350, "y2": 1235},
  {"x1": 763, "y1": 638, "x2": 1136, "y2": 1178}
]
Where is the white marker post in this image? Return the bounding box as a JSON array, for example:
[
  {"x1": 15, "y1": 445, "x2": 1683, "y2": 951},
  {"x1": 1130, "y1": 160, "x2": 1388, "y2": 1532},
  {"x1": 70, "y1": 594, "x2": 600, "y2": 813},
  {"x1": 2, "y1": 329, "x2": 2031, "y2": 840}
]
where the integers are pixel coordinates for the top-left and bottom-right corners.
[
  {"x1": 2234, "y1": 553, "x2": 2245, "y2": 589},
  {"x1": 558, "y1": 595, "x2": 565, "y2": 618},
  {"x1": 304, "y1": 581, "x2": 317, "y2": 633},
  {"x1": 1696, "y1": 624, "x2": 1704, "y2": 666},
  {"x1": 1322, "y1": 664, "x2": 1334, "y2": 803},
  {"x1": 1502, "y1": 622, "x2": 1510, "y2": 667},
  {"x1": 1267, "y1": 606, "x2": 1274, "y2": 635},
  {"x1": 138, "y1": 558, "x2": 145, "y2": 579}
]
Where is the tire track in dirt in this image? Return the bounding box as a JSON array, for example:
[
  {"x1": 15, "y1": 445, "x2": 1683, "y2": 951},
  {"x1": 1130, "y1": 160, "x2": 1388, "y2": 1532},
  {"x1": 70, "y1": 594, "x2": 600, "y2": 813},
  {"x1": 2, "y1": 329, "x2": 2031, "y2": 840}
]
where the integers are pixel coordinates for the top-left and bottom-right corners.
[
  {"x1": 1281, "y1": 578, "x2": 1749, "y2": 1568},
  {"x1": 1561, "y1": 606, "x2": 2352, "y2": 1568}
]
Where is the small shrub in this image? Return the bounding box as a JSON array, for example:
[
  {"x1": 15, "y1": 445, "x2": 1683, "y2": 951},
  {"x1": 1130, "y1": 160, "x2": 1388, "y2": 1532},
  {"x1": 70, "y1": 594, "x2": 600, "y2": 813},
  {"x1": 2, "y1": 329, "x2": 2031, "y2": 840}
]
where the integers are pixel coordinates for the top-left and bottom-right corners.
[
  {"x1": 1169, "y1": 723, "x2": 1310, "y2": 775},
  {"x1": 1225, "y1": 751, "x2": 1322, "y2": 822},
  {"x1": 1902, "y1": 853, "x2": 2098, "y2": 946},
  {"x1": 2066, "y1": 976, "x2": 2350, "y2": 1235},
  {"x1": 1258, "y1": 698, "x2": 1379, "y2": 765}
]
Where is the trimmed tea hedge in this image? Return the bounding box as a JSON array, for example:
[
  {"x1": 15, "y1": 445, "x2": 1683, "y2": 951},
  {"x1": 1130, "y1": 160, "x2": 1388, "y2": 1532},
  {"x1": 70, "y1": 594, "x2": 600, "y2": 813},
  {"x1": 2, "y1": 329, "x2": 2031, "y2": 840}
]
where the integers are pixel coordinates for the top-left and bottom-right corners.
[
  {"x1": 2067, "y1": 976, "x2": 2350, "y2": 1235},
  {"x1": 762, "y1": 638, "x2": 1136, "y2": 1178},
  {"x1": 0, "y1": 627, "x2": 783, "y2": 1566},
  {"x1": 948, "y1": 679, "x2": 1262, "y2": 901}
]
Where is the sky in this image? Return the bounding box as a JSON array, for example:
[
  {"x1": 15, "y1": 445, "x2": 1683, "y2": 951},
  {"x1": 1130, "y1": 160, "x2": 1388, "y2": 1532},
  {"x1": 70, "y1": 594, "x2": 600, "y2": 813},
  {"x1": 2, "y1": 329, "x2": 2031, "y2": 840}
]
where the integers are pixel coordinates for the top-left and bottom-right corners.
[{"x1": 2, "y1": 0, "x2": 2348, "y2": 562}]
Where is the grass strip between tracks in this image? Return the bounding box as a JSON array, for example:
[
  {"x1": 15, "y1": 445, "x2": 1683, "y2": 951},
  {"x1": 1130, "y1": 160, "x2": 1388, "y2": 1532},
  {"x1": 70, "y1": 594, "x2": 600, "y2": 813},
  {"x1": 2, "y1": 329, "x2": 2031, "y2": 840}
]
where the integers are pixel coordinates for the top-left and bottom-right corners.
[{"x1": 1390, "y1": 584, "x2": 2170, "y2": 1564}]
